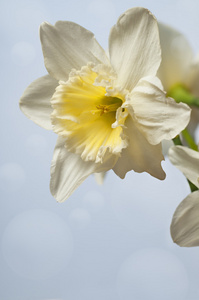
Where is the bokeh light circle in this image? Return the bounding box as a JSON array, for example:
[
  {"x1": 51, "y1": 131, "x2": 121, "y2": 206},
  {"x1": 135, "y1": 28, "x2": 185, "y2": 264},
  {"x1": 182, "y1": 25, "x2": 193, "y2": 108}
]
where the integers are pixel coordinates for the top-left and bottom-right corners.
[
  {"x1": 0, "y1": 162, "x2": 26, "y2": 192},
  {"x1": 117, "y1": 248, "x2": 189, "y2": 300},
  {"x1": 11, "y1": 41, "x2": 36, "y2": 66},
  {"x1": 1, "y1": 209, "x2": 73, "y2": 280}
]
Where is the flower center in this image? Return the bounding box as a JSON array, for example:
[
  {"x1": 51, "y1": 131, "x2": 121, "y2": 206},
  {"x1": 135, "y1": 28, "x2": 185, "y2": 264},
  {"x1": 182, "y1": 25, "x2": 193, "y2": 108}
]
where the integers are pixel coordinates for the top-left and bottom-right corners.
[
  {"x1": 92, "y1": 98, "x2": 123, "y2": 116},
  {"x1": 51, "y1": 64, "x2": 128, "y2": 163}
]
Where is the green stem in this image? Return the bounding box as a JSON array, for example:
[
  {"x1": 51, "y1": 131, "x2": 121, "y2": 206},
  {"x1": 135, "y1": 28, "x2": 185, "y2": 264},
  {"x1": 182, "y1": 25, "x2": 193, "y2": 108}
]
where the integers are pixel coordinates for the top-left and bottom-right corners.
[
  {"x1": 172, "y1": 135, "x2": 182, "y2": 146},
  {"x1": 188, "y1": 180, "x2": 199, "y2": 193},
  {"x1": 182, "y1": 128, "x2": 198, "y2": 151},
  {"x1": 168, "y1": 84, "x2": 199, "y2": 107}
]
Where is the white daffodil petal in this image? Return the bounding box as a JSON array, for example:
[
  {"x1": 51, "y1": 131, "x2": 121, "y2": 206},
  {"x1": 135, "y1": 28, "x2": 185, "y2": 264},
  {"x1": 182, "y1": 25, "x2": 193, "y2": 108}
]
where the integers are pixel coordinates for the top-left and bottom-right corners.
[
  {"x1": 113, "y1": 117, "x2": 165, "y2": 180},
  {"x1": 40, "y1": 21, "x2": 109, "y2": 81},
  {"x1": 50, "y1": 137, "x2": 117, "y2": 202},
  {"x1": 161, "y1": 139, "x2": 174, "y2": 156},
  {"x1": 19, "y1": 75, "x2": 57, "y2": 130},
  {"x1": 170, "y1": 190, "x2": 199, "y2": 247},
  {"x1": 127, "y1": 76, "x2": 191, "y2": 145},
  {"x1": 168, "y1": 146, "x2": 199, "y2": 188},
  {"x1": 94, "y1": 172, "x2": 106, "y2": 185},
  {"x1": 109, "y1": 7, "x2": 161, "y2": 91},
  {"x1": 158, "y1": 22, "x2": 193, "y2": 90}
]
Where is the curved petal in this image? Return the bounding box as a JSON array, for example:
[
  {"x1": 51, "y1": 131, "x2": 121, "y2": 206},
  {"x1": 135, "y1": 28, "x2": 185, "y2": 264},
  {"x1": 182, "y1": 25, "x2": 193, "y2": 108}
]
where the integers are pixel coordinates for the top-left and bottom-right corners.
[
  {"x1": 109, "y1": 7, "x2": 161, "y2": 91},
  {"x1": 113, "y1": 117, "x2": 165, "y2": 180},
  {"x1": 127, "y1": 76, "x2": 191, "y2": 145},
  {"x1": 168, "y1": 146, "x2": 199, "y2": 188},
  {"x1": 170, "y1": 190, "x2": 199, "y2": 247},
  {"x1": 158, "y1": 22, "x2": 193, "y2": 90},
  {"x1": 19, "y1": 75, "x2": 57, "y2": 130},
  {"x1": 40, "y1": 21, "x2": 109, "y2": 81},
  {"x1": 50, "y1": 137, "x2": 117, "y2": 202}
]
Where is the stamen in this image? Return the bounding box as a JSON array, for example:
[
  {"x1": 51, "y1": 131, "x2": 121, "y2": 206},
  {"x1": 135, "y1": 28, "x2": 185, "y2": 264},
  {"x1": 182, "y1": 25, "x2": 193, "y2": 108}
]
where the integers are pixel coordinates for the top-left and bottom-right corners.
[{"x1": 96, "y1": 105, "x2": 110, "y2": 116}]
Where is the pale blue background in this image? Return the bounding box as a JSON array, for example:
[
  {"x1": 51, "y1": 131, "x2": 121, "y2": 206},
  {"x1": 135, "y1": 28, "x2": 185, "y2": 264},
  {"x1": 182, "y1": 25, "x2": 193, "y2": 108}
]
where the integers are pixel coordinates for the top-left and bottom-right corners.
[{"x1": 1, "y1": 0, "x2": 199, "y2": 299}]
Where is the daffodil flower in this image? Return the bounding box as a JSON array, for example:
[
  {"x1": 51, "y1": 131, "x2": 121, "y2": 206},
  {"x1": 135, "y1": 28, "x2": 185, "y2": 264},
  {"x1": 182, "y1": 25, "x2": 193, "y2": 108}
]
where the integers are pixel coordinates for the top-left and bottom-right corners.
[
  {"x1": 20, "y1": 7, "x2": 190, "y2": 202},
  {"x1": 169, "y1": 146, "x2": 199, "y2": 247},
  {"x1": 158, "y1": 23, "x2": 199, "y2": 133}
]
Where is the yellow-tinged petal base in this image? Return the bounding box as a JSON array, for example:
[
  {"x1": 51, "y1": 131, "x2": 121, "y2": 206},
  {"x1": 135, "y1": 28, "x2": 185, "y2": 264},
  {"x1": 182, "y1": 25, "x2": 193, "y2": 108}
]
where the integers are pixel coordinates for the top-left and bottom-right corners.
[{"x1": 51, "y1": 64, "x2": 128, "y2": 162}]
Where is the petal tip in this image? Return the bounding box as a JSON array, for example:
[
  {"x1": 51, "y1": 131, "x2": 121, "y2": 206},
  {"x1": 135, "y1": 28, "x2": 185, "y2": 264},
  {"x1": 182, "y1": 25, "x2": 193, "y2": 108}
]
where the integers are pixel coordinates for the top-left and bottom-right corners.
[
  {"x1": 39, "y1": 21, "x2": 52, "y2": 38},
  {"x1": 40, "y1": 21, "x2": 51, "y2": 29}
]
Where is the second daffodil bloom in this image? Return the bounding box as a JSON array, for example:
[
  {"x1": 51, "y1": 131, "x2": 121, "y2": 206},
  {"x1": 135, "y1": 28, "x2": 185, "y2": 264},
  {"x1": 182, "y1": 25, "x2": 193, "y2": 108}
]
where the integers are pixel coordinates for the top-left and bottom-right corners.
[
  {"x1": 158, "y1": 23, "x2": 199, "y2": 132},
  {"x1": 169, "y1": 146, "x2": 199, "y2": 247},
  {"x1": 20, "y1": 7, "x2": 191, "y2": 202}
]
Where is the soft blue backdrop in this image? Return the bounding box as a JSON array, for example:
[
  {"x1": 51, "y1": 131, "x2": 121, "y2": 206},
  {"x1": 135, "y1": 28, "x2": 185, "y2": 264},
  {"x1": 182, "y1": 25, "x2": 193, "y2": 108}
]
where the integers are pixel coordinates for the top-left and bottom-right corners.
[{"x1": 1, "y1": 0, "x2": 199, "y2": 299}]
